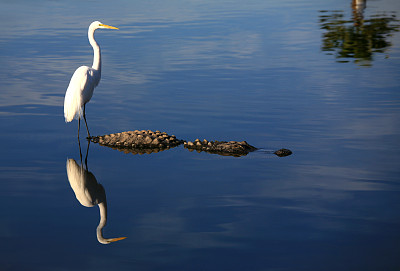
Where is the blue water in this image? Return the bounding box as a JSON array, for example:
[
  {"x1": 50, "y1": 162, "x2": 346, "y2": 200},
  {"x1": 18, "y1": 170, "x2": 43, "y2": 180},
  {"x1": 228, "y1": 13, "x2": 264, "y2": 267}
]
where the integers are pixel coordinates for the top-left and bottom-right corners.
[{"x1": 1, "y1": 0, "x2": 400, "y2": 270}]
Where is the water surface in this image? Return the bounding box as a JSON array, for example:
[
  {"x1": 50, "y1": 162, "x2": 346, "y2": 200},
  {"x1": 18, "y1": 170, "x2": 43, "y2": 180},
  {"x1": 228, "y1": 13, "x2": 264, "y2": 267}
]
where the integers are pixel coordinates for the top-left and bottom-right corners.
[{"x1": 1, "y1": 0, "x2": 400, "y2": 270}]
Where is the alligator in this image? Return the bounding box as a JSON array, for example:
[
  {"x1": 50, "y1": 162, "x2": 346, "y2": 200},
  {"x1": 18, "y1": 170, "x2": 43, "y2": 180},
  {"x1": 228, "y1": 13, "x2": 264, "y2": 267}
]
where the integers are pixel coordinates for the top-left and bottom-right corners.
[
  {"x1": 90, "y1": 130, "x2": 292, "y2": 157},
  {"x1": 90, "y1": 130, "x2": 183, "y2": 155}
]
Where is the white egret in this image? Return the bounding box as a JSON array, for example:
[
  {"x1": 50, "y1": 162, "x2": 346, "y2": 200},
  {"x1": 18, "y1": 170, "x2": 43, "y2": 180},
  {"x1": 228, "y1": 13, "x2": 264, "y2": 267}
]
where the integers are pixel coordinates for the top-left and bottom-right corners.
[
  {"x1": 66, "y1": 158, "x2": 126, "y2": 244},
  {"x1": 64, "y1": 21, "x2": 119, "y2": 138}
]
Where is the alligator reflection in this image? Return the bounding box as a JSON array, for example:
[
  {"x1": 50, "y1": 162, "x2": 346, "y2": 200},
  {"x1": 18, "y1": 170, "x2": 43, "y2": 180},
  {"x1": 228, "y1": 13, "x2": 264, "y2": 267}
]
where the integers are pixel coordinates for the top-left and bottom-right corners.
[
  {"x1": 319, "y1": 0, "x2": 399, "y2": 66},
  {"x1": 66, "y1": 139, "x2": 126, "y2": 244}
]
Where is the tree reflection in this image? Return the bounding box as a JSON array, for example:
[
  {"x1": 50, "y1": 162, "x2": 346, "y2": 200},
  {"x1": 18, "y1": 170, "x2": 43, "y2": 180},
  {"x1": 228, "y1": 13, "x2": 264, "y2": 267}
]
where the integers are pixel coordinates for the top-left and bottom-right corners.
[{"x1": 319, "y1": 0, "x2": 399, "y2": 66}]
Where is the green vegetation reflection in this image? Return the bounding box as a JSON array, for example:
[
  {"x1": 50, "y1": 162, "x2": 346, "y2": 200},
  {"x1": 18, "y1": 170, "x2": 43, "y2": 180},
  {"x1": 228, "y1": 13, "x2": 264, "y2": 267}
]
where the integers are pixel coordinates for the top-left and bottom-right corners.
[{"x1": 319, "y1": 0, "x2": 399, "y2": 66}]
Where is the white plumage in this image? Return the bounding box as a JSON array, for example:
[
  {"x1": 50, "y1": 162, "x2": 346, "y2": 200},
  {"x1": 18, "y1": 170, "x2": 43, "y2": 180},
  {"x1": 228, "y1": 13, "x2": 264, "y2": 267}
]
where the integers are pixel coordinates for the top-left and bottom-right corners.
[
  {"x1": 63, "y1": 21, "x2": 118, "y2": 137},
  {"x1": 66, "y1": 158, "x2": 126, "y2": 244},
  {"x1": 64, "y1": 66, "x2": 99, "y2": 122}
]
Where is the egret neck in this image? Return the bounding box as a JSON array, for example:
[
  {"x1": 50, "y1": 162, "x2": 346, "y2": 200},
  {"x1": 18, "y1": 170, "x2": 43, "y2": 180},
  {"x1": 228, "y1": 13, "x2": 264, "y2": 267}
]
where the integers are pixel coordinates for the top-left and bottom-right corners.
[{"x1": 88, "y1": 24, "x2": 101, "y2": 78}]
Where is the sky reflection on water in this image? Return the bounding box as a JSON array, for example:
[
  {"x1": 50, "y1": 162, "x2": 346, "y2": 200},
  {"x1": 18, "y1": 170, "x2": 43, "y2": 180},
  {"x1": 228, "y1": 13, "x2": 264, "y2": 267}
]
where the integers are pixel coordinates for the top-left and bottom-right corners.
[{"x1": 1, "y1": 0, "x2": 400, "y2": 270}]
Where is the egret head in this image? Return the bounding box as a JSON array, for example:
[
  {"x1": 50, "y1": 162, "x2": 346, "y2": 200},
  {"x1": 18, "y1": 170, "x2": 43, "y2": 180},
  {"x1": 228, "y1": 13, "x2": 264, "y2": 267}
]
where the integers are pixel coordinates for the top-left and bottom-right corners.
[
  {"x1": 97, "y1": 236, "x2": 127, "y2": 245},
  {"x1": 90, "y1": 21, "x2": 119, "y2": 31}
]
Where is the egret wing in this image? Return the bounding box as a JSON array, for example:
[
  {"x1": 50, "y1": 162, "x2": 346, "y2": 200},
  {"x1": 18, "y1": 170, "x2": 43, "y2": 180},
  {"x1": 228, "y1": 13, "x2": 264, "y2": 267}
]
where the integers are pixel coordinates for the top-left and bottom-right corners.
[{"x1": 64, "y1": 66, "x2": 93, "y2": 122}]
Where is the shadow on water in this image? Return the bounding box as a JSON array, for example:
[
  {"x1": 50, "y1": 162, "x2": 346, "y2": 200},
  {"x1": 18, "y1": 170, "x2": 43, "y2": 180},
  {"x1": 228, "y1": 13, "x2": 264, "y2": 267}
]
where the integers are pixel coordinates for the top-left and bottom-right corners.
[
  {"x1": 65, "y1": 139, "x2": 126, "y2": 244},
  {"x1": 319, "y1": 0, "x2": 400, "y2": 66}
]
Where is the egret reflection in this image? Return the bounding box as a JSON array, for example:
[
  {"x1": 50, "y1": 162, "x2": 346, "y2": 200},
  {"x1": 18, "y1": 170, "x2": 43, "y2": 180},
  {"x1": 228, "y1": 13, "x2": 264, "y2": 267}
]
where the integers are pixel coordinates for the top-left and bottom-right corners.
[
  {"x1": 319, "y1": 0, "x2": 399, "y2": 66},
  {"x1": 66, "y1": 140, "x2": 126, "y2": 244}
]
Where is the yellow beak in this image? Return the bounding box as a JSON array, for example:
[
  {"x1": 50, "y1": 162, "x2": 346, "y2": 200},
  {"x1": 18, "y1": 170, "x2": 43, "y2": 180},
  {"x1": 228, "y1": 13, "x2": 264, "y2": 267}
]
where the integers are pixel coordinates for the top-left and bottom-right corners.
[
  {"x1": 100, "y1": 23, "x2": 119, "y2": 30},
  {"x1": 108, "y1": 237, "x2": 127, "y2": 243}
]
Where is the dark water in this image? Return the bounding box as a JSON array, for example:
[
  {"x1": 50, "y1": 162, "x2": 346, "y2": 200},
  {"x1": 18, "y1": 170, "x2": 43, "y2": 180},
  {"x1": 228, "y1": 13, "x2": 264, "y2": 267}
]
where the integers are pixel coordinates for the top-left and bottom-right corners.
[{"x1": 1, "y1": 0, "x2": 400, "y2": 270}]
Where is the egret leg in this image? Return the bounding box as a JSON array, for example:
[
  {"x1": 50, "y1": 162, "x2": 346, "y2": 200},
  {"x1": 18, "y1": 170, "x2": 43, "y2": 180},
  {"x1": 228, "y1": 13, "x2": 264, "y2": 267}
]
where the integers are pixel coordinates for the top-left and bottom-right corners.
[
  {"x1": 85, "y1": 140, "x2": 90, "y2": 170},
  {"x1": 83, "y1": 104, "x2": 91, "y2": 139},
  {"x1": 78, "y1": 136, "x2": 83, "y2": 164}
]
